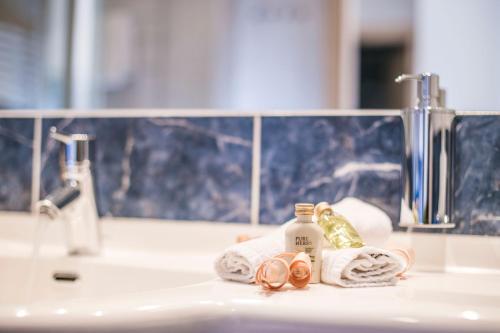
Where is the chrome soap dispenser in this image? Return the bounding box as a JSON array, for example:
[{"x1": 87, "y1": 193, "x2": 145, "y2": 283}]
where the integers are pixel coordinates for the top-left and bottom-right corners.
[{"x1": 395, "y1": 73, "x2": 455, "y2": 228}]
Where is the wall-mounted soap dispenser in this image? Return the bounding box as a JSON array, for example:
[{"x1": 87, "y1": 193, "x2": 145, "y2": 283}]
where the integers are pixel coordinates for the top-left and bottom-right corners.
[{"x1": 395, "y1": 73, "x2": 456, "y2": 228}]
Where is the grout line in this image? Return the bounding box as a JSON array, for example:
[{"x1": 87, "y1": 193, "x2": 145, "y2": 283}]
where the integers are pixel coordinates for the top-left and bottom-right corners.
[
  {"x1": 0, "y1": 108, "x2": 402, "y2": 118},
  {"x1": 30, "y1": 116, "x2": 42, "y2": 214},
  {"x1": 250, "y1": 116, "x2": 262, "y2": 226},
  {"x1": 455, "y1": 110, "x2": 500, "y2": 116}
]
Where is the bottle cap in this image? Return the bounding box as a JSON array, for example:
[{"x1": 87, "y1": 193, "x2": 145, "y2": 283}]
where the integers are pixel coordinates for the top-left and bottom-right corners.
[
  {"x1": 294, "y1": 203, "x2": 314, "y2": 216},
  {"x1": 314, "y1": 202, "x2": 333, "y2": 217}
]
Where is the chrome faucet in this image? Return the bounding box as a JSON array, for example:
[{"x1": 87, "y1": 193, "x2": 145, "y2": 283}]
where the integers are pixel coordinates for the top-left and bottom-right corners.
[
  {"x1": 396, "y1": 73, "x2": 455, "y2": 228},
  {"x1": 37, "y1": 127, "x2": 101, "y2": 254}
]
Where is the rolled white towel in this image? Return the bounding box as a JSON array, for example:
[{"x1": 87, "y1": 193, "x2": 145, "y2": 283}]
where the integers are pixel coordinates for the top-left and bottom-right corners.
[
  {"x1": 214, "y1": 228, "x2": 284, "y2": 283},
  {"x1": 321, "y1": 246, "x2": 404, "y2": 288},
  {"x1": 214, "y1": 197, "x2": 394, "y2": 284},
  {"x1": 332, "y1": 197, "x2": 393, "y2": 247}
]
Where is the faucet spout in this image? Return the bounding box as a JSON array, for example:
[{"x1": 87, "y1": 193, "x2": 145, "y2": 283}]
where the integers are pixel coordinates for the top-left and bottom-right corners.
[
  {"x1": 37, "y1": 180, "x2": 81, "y2": 220},
  {"x1": 37, "y1": 128, "x2": 101, "y2": 255}
]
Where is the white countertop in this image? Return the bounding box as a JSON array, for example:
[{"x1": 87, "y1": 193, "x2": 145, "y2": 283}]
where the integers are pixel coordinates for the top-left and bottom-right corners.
[{"x1": 1, "y1": 213, "x2": 499, "y2": 333}]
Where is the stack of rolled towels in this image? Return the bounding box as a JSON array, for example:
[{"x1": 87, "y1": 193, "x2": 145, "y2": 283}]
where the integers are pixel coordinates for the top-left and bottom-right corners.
[{"x1": 214, "y1": 197, "x2": 409, "y2": 288}]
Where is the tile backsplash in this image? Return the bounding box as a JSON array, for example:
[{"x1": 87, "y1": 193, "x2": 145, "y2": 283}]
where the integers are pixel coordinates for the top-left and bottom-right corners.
[
  {"x1": 259, "y1": 116, "x2": 402, "y2": 225},
  {"x1": 0, "y1": 111, "x2": 498, "y2": 236},
  {"x1": 41, "y1": 117, "x2": 253, "y2": 223},
  {"x1": 0, "y1": 119, "x2": 33, "y2": 211},
  {"x1": 452, "y1": 116, "x2": 500, "y2": 235}
]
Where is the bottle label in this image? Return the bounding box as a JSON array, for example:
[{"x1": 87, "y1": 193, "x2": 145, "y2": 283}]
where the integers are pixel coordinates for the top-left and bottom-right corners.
[
  {"x1": 303, "y1": 247, "x2": 315, "y2": 263},
  {"x1": 295, "y1": 236, "x2": 312, "y2": 246},
  {"x1": 294, "y1": 238, "x2": 316, "y2": 262}
]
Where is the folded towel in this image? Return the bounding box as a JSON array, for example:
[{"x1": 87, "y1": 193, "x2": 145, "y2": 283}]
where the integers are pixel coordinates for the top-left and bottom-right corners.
[
  {"x1": 332, "y1": 197, "x2": 393, "y2": 247},
  {"x1": 321, "y1": 246, "x2": 404, "y2": 288},
  {"x1": 215, "y1": 197, "x2": 395, "y2": 284},
  {"x1": 214, "y1": 228, "x2": 284, "y2": 283}
]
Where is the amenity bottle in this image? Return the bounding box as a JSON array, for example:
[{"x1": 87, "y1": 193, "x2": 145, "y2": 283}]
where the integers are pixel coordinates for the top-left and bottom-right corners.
[
  {"x1": 314, "y1": 202, "x2": 364, "y2": 249},
  {"x1": 285, "y1": 203, "x2": 324, "y2": 283}
]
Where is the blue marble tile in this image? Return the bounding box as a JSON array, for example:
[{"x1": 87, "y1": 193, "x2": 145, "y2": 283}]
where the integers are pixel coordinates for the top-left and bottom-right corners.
[
  {"x1": 40, "y1": 117, "x2": 253, "y2": 223},
  {"x1": 452, "y1": 116, "x2": 500, "y2": 236},
  {"x1": 0, "y1": 119, "x2": 33, "y2": 211},
  {"x1": 259, "y1": 116, "x2": 403, "y2": 225},
  {"x1": 25, "y1": 112, "x2": 499, "y2": 237}
]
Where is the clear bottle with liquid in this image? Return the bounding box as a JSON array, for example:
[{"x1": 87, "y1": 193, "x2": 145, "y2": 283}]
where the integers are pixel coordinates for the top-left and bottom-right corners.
[
  {"x1": 314, "y1": 202, "x2": 364, "y2": 249},
  {"x1": 285, "y1": 203, "x2": 324, "y2": 283}
]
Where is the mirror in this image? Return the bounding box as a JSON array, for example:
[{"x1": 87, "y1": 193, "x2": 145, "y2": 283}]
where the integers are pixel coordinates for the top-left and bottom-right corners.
[{"x1": 0, "y1": 0, "x2": 498, "y2": 110}]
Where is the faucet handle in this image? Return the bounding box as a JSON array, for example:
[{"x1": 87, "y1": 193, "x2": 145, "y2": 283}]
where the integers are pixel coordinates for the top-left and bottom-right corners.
[
  {"x1": 50, "y1": 127, "x2": 73, "y2": 144},
  {"x1": 50, "y1": 127, "x2": 93, "y2": 143},
  {"x1": 50, "y1": 127, "x2": 95, "y2": 166}
]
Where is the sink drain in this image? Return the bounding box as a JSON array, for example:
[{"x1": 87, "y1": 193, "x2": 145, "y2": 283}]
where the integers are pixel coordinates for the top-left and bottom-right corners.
[{"x1": 53, "y1": 271, "x2": 79, "y2": 282}]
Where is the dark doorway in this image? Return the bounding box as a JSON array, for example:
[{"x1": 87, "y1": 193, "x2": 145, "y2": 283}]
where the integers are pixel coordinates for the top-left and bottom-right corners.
[{"x1": 359, "y1": 44, "x2": 406, "y2": 109}]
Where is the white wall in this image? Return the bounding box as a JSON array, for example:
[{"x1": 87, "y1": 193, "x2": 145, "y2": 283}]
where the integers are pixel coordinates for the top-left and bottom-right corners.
[
  {"x1": 414, "y1": 0, "x2": 500, "y2": 110},
  {"x1": 360, "y1": 0, "x2": 412, "y2": 44},
  {"x1": 100, "y1": 0, "x2": 337, "y2": 109},
  {"x1": 100, "y1": 0, "x2": 229, "y2": 108},
  {"x1": 228, "y1": 0, "x2": 334, "y2": 109}
]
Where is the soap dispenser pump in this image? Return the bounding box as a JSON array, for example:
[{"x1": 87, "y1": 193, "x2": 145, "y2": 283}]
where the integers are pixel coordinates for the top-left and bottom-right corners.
[{"x1": 395, "y1": 73, "x2": 455, "y2": 228}]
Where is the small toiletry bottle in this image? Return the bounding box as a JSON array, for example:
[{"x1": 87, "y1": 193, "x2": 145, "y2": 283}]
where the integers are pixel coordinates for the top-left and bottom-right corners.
[
  {"x1": 314, "y1": 202, "x2": 364, "y2": 249},
  {"x1": 285, "y1": 203, "x2": 324, "y2": 283}
]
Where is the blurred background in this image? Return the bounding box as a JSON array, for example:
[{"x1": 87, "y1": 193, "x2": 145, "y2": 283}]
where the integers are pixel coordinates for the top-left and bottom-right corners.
[{"x1": 0, "y1": 0, "x2": 499, "y2": 110}]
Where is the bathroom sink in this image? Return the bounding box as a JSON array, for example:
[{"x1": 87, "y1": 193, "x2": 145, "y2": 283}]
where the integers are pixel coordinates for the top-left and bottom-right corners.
[
  {"x1": 0, "y1": 256, "x2": 212, "y2": 305},
  {"x1": 0, "y1": 213, "x2": 219, "y2": 327},
  {"x1": 0, "y1": 212, "x2": 499, "y2": 333}
]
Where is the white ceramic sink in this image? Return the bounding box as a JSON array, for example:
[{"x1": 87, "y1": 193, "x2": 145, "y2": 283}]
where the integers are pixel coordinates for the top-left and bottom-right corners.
[
  {"x1": 0, "y1": 212, "x2": 499, "y2": 333},
  {"x1": 0, "y1": 256, "x2": 211, "y2": 305}
]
